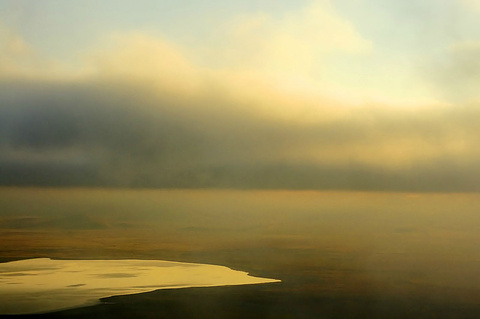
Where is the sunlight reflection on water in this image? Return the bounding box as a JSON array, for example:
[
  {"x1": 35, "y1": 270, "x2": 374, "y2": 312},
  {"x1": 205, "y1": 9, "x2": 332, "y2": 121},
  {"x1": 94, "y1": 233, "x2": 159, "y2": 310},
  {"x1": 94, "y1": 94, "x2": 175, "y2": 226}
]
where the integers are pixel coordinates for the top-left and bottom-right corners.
[{"x1": 0, "y1": 258, "x2": 279, "y2": 314}]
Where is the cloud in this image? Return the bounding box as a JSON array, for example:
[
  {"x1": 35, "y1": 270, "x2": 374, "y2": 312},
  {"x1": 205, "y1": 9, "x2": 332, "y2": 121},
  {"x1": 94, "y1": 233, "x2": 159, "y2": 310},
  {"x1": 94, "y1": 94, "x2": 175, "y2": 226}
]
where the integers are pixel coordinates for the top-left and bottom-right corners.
[
  {"x1": 1, "y1": 51, "x2": 480, "y2": 191},
  {"x1": 199, "y1": 0, "x2": 370, "y2": 78},
  {"x1": 1, "y1": 6, "x2": 480, "y2": 192},
  {"x1": 0, "y1": 25, "x2": 89, "y2": 81},
  {"x1": 461, "y1": 0, "x2": 480, "y2": 12},
  {"x1": 427, "y1": 41, "x2": 480, "y2": 102},
  {"x1": 89, "y1": 33, "x2": 201, "y2": 95},
  {"x1": 0, "y1": 26, "x2": 36, "y2": 76}
]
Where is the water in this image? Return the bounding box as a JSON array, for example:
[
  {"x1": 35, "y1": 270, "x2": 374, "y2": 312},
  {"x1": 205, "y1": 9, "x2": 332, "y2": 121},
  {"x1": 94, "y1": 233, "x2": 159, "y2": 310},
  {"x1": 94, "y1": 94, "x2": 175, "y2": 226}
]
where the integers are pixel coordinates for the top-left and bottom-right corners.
[
  {"x1": 0, "y1": 258, "x2": 278, "y2": 314},
  {"x1": 1, "y1": 188, "x2": 480, "y2": 317}
]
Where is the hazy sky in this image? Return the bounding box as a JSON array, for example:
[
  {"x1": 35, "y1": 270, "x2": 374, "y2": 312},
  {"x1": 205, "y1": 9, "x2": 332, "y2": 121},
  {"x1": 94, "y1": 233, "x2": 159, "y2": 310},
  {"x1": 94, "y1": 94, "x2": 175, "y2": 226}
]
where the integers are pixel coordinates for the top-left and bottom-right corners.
[{"x1": 1, "y1": 0, "x2": 480, "y2": 191}]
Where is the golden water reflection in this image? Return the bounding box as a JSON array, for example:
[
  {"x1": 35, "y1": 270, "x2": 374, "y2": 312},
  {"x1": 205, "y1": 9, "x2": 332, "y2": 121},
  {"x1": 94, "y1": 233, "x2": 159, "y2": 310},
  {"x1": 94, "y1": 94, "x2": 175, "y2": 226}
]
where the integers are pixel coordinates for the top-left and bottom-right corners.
[{"x1": 0, "y1": 258, "x2": 279, "y2": 314}]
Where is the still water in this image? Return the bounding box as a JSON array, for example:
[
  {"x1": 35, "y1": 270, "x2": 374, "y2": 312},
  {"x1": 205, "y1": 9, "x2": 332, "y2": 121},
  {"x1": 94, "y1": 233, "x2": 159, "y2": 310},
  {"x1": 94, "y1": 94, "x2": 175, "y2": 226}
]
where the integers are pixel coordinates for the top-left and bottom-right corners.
[
  {"x1": 1, "y1": 188, "x2": 480, "y2": 316},
  {"x1": 0, "y1": 258, "x2": 278, "y2": 314}
]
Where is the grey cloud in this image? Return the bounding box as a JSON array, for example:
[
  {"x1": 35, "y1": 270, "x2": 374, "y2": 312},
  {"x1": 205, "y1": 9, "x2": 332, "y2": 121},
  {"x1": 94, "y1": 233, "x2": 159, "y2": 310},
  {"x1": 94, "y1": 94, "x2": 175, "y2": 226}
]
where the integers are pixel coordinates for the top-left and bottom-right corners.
[{"x1": 1, "y1": 77, "x2": 480, "y2": 191}]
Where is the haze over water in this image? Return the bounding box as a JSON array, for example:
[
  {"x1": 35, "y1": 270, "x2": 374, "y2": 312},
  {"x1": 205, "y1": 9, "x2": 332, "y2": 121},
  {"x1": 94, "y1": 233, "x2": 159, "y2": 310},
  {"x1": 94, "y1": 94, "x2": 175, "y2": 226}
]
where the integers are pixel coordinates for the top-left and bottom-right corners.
[{"x1": 1, "y1": 188, "x2": 480, "y2": 316}]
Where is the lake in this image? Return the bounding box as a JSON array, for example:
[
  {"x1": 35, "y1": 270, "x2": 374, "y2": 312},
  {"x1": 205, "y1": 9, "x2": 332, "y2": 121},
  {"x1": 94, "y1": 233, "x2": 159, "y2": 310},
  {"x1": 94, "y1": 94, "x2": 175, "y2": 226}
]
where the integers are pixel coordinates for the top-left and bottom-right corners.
[{"x1": 1, "y1": 188, "x2": 480, "y2": 318}]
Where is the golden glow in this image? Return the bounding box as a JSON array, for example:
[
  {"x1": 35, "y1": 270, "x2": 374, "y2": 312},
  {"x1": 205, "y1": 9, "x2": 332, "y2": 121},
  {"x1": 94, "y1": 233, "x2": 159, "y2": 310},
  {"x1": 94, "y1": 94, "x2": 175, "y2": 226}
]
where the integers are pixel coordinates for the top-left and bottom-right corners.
[{"x1": 0, "y1": 258, "x2": 279, "y2": 315}]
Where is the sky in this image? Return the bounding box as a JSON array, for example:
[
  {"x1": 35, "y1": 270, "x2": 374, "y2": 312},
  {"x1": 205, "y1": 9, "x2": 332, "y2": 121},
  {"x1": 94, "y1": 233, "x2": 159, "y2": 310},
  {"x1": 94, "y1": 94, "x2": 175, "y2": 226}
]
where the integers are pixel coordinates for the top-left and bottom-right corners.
[{"x1": 1, "y1": 0, "x2": 480, "y2": 191}]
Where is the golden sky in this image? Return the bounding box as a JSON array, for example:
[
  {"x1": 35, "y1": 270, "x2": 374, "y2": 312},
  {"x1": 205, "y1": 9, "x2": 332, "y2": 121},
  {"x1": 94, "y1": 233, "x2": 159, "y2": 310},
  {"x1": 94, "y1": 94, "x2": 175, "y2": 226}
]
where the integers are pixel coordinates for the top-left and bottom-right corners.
[{"x1": 1, "y1": 0, "x2": 480, "y2": 191}]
